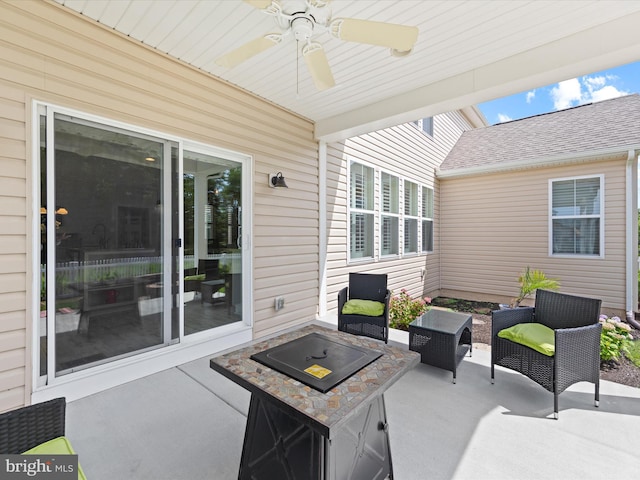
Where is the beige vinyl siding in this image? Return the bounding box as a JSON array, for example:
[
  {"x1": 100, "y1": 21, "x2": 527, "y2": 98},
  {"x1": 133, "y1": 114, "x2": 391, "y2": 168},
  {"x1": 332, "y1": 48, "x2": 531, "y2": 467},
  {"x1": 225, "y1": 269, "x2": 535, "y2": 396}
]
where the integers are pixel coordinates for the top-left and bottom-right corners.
[
  {"x1": 0, "y1": 80, "x2": 29, "y2": 412},
  {"x1": 439, "y1": 157, "x2": 627, "y2": 311},
  {"x1": 326, "y1": 112, "x2": 473, "y2": 313},
  {"x1": 0, "y1": 0, "x2": 319, "y2": 407}
]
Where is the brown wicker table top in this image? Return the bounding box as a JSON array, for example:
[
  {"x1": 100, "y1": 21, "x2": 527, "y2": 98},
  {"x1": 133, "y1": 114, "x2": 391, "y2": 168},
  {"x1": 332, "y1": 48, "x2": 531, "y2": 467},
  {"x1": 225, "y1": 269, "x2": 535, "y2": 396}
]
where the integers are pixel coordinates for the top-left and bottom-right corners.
[{"x1": 210, "y1": 324, "x2": 419, "y2": 438}]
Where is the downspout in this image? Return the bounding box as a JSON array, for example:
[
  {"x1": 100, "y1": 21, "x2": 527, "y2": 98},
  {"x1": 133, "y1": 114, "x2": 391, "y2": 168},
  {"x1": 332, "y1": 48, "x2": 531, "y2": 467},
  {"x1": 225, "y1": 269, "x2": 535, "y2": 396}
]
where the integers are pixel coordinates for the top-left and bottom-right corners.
[
  {"x1": 318, "y1": 140, "x2": 327, "y2": 318},
  {"x1": 625, "y1": 149, "x2": 640, "y2": 328}
]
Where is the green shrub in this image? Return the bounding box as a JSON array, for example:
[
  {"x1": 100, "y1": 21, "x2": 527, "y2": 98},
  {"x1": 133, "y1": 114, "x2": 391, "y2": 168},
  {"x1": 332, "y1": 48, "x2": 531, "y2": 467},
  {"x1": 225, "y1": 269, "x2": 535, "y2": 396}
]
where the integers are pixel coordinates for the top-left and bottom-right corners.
[
  {"x1": 599, "y1": 315, "x2": 633, "y2": 362},
  {"x1": 389, "y1": 290, "x2": 430, "y2": 330},
  {"x1": 626, "y1": 339, "x2": 640, "y2": 368}
]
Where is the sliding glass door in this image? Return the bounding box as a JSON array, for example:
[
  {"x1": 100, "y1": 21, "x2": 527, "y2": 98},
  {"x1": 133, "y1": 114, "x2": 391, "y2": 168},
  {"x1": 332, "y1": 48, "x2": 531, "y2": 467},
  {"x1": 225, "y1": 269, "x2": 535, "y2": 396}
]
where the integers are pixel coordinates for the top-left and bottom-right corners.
[
  {"x1": 40, "y1": 111, "x2": 171, "y2": 377},
  {"x1": 181, "y1": 149, "x2": 243, "y2": 336},
  {"x1": 37, "y1": 105, "x2": 249, "y2": 384}
]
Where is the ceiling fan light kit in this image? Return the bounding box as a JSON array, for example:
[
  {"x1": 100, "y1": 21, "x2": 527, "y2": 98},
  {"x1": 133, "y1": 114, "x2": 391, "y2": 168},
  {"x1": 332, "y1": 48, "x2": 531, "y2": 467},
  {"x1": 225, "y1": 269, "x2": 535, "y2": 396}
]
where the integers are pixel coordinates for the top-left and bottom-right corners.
[{"x1": 216, "y1": 0, "x2": 419, "y2": 91}]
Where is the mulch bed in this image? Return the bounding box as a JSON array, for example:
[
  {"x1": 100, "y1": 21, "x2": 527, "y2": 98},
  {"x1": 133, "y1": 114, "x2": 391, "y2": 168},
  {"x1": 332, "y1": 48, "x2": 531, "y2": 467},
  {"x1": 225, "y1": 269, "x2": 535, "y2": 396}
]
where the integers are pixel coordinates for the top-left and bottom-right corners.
[{"x1": 429, "y1": 297, "x2": 640, "y2": 389}]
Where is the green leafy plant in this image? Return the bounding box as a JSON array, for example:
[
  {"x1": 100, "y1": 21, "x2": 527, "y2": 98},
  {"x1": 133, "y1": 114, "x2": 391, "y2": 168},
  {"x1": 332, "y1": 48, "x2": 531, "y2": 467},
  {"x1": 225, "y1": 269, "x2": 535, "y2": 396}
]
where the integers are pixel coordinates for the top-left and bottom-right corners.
[
  {"x1": 626, "y1": 339, "x2": 640, "y2": 368},
  {"x1": 599, "y1": 315, "x2": 633, "y2": 362},
  {"x1": 389, "y1": 289, "x2": 431, "y2": 331},
  {"x1": 512, "y1": 266, "x2": 560, "y2": 307}
]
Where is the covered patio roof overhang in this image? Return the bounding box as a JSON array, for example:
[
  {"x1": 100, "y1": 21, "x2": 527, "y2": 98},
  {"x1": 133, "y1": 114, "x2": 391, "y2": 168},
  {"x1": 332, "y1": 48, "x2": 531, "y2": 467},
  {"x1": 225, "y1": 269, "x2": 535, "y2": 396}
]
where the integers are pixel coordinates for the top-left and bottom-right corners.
[{"x1": 55, "y1": 0, "x2": 640, "y2": 142}]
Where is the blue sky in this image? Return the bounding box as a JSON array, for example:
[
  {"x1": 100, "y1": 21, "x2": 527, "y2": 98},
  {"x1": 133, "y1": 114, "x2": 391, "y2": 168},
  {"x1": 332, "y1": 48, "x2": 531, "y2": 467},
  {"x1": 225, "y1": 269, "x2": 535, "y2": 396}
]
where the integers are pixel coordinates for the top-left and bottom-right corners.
[{"x1": 478, "y1": 61, "x2": 640, "y2": 125}]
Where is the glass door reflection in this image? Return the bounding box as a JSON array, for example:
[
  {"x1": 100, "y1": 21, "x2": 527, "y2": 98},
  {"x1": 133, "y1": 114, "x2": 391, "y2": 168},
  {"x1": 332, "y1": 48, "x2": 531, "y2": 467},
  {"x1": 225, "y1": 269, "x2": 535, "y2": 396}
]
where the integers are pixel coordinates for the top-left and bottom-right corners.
[{"x1": 182, "y1": 150, "x2": 242, "y2": 335}]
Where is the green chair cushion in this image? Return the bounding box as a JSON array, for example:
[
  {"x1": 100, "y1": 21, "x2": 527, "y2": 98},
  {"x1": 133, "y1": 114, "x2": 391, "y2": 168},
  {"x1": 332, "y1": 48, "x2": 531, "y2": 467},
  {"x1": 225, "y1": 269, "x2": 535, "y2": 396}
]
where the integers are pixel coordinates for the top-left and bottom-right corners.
[
  {"x1": 342, "y1": 299, "x2": 385, "y2": 316},
  {"x1": 498, "y1": 322, "x2": 555, "y2": 356},
  {"x1": 22, "y1": 436, "x2": 88, "y2": 480},
  {"x1": 184, "y1": 273, "x2": 205, "y2": 281}
]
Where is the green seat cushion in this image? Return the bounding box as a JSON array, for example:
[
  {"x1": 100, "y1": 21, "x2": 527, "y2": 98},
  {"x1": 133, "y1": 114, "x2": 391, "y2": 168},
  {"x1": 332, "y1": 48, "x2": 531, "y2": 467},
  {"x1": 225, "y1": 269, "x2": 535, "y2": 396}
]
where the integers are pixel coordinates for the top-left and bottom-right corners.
[
  {"x1": 184, "y1": 273, "x2": 205, "y2": 281},
  {"x1": 22, "y1": 436, "x2": 88, "y2": 480},
  {"x1": 498, "y1": 322, "x2": 555, "y2": 356},
  {"x1": 342, "y1": 299, "x2": 385, "y2": 316}
]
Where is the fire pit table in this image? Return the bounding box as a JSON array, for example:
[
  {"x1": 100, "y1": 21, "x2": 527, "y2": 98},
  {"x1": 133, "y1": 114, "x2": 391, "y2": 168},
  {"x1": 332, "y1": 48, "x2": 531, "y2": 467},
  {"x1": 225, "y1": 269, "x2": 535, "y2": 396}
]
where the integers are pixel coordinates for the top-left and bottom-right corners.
[{"x1": 210, "y1": 324, "x2": 419, "y2": 480}]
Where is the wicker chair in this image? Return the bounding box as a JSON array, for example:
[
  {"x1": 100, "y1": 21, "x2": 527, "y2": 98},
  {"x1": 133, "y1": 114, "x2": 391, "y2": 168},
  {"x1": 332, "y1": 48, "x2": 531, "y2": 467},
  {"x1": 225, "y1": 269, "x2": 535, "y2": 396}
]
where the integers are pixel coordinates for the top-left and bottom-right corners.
[
  {"x1": 338, "y1": 273, "x2": 390, "y2": 343},
  {"x1": 491, "y1": 289, "x2": 602, "y2": 419},
  {"x1": 0, "y1": 397, "x2": 66, "y2": 454}
]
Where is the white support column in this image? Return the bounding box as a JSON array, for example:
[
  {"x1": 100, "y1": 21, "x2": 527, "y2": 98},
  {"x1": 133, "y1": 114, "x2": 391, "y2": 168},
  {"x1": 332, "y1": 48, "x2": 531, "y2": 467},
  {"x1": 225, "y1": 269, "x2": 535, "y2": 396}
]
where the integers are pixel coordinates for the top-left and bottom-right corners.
[{"x1": 318, "y1": 140, "x2": 328, "y2": 318}]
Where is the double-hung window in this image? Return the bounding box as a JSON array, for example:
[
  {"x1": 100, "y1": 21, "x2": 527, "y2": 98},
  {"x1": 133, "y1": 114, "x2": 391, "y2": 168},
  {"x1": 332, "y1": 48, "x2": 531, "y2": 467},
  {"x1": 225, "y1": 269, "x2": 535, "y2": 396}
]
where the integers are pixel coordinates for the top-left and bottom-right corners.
[
  {"x1": 349, "y1": 161, "x2": 375, "y2": 259},
  {"x1": 380, "y1": 172, "x2": 399, "y2": 256},
  {"x1": 404, "y1": 180, "x2": 419, "y2": 254},
  {"x1": 550, "y1": 175, "x2": 603, "y2": 256},
  {"x1": 422, "y1": 186, "x2": 434, "y2": 252}
]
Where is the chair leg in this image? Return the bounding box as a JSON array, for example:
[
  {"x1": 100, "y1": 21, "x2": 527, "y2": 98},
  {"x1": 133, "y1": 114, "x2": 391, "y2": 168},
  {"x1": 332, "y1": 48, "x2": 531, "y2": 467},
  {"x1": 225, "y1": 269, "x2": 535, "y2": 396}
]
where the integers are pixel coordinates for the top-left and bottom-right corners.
[
  {"x1": 595, "y1": 381, "x2": 600, "y2": 408},
  {"x1": 490, "y1": 363, "x2": 495, "y2": 384},
  {"x1": 553, "y1": 393, "x2": 559, "y2": 420}
]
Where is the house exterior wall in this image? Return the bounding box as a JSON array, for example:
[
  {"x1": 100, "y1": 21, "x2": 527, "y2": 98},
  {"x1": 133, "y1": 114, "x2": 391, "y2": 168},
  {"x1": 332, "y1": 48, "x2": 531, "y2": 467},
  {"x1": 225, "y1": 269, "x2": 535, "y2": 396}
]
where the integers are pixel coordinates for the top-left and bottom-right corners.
[
  {"x1": 439, "y1": 156, "x2": 627, "y2": 312},
  {"x1": 0, "y1": 0, "x2": 318, "y2": 411},
  {"x1": 325, "y1": 112, "x2": 474, "y2": 313}
]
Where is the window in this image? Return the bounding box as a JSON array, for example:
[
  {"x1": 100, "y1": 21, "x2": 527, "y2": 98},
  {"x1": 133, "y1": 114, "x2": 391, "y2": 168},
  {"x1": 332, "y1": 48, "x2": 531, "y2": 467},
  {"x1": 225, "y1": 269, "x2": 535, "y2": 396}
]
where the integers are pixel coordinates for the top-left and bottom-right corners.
[
  {"x1": 422, "y1": 186, "x2": 434, "y2": 252},
  {"x1": 404, "y1": 180, "x2": 419, "y2": 254},
  {"x1": 550, "y1": 176, "x2": 602, "y2": 256},
  {"x1": 350, "y1": 162, "x2": 375, "y2": 259},
  {"x1": 412, "y1": 117, "x2": 433, "y2": 137},
  {"x1": 380, "y1": 172, "x2": 399, "y2": 256}
]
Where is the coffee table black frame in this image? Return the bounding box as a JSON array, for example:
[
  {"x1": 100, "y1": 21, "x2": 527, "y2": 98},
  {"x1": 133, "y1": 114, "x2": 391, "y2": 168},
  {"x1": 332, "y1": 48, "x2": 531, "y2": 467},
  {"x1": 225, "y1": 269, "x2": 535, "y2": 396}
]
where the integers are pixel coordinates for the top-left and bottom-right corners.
[{"x1": 409, "y1": 309, "x2": 472, "y2": 383}]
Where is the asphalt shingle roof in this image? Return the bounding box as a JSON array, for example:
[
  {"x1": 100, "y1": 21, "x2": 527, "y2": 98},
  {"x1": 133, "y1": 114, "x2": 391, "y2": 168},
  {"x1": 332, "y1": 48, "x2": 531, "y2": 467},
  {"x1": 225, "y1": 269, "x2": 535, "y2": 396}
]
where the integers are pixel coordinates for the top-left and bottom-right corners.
[{"x1": 440, "y1": 94, "x2": 640, "y2": 174}]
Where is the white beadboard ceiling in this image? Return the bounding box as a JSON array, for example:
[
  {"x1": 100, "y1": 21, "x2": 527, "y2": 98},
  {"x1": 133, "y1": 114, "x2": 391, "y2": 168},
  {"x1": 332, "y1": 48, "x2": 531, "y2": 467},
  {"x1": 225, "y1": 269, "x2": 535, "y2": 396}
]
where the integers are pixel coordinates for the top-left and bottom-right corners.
[{"x1": 55, "y1": 0, "x2": 640, "y2": 141}]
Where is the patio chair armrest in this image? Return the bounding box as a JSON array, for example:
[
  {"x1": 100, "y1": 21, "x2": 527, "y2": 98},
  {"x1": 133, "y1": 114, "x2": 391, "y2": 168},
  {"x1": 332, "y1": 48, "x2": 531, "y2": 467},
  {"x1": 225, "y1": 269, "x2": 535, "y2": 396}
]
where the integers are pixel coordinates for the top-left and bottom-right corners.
[
  {"x1": 383, "y1": 290, "x2": 391, "y2": 313},
  {"x1": 491, "y1": 307, "x2": 534, "y2": 337},
  {"x1": 555, "y1": 323, "x2": 602, "y2": 362},
  {"x1": 338, "y1": 287, "x2": 348, "y2": 311},
  {"x1": 554, "y1": 323, "x2": 602, "y2": 393}
]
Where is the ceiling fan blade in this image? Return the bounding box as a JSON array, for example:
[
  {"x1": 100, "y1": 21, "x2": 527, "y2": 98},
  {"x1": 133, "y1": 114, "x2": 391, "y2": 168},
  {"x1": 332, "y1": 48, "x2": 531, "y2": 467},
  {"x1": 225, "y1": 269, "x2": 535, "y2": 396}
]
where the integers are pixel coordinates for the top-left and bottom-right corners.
[
  {"x1": 330, "y1": 18, "x2": 419, "y2": 53},
  {"x1": 302, "y1": 43, "x2": 335, "y2": 91},
  {"x1": 243, "y1": 0, "x2": 275, "y2": 9},
  {"x1": 215, "y1": 34, "x2": 281, "y2": 69}
]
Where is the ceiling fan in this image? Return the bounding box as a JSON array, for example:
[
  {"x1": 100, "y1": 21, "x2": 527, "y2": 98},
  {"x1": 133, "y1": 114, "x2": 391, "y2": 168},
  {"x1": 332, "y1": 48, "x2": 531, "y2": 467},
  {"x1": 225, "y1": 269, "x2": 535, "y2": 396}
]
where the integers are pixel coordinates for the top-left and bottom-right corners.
[{"x1": 215, "y1": 0, "x2": 419, "y2": 91}]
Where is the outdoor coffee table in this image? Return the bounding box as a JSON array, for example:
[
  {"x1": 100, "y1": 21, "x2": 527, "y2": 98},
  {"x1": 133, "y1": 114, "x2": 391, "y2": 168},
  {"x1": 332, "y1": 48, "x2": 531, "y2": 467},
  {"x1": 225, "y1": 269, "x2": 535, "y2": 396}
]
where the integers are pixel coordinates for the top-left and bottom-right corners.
[
  {"x1": 409, "y1": 309, "x2": 472, "y2": 383},
  {"x1": 200, "y1": 279, "x2": 224, "y2": 304},
  {"x1": 210, "y1": 324, "x2": 419, "y2": 480}
]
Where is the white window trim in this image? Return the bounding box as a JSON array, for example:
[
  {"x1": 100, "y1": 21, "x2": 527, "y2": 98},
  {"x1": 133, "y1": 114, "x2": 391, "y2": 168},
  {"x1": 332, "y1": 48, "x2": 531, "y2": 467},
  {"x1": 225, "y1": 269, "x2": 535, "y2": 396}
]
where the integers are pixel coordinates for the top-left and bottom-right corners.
[
  {"x1": 379, "y1": 170, "x2": 400, "y2": 259},
  {"x1": 548, "y1": 174, "x2": 604, "y2": 258},
  {"x1": 421, "y1": 185, "x2": 435, "y2": 253},
  {"x1": 403, "y1": 179, "x2": 420, "y2": 256},
  {"x1": 347, "y1": 159, "x2": 376, "y2": 263}
]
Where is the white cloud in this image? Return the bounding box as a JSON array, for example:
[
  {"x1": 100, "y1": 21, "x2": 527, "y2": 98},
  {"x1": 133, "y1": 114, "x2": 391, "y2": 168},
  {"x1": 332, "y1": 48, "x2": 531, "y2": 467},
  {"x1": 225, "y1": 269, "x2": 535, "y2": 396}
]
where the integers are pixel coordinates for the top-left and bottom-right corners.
[
  {"x1": 590, "y1": 85, "x2": 628, "y2": 102},
  {"x1": 526, "y1": 90, "x2": 535, "y2": 103},
  {"x1": 497, "y1": 113, "x2": 513, "y2": 123},
  {"x1": 584, "y1": 76, "x2": 606, "y2": 89},
  {"x1": 550, "y1": 78, "x2": 582, "y2": 110},
  {"x1": 549, "y1": 74, "x2": 629, "y2": 111}
]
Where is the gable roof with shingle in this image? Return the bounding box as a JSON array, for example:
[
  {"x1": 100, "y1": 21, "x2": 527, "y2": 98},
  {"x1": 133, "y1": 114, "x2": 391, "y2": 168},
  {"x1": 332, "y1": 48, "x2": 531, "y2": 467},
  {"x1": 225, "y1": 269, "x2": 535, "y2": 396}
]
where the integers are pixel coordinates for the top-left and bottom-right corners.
[{"x1": 439, "y1": 94, "x2": 640, "y2": 177}]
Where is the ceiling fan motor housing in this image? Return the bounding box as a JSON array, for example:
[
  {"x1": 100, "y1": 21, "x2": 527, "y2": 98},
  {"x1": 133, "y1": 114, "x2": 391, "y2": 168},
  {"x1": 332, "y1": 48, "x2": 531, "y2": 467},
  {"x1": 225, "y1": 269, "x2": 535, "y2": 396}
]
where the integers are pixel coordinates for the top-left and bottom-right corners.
[{"x1": 291, "y1": 14, "x2": 315, "y2": 42}]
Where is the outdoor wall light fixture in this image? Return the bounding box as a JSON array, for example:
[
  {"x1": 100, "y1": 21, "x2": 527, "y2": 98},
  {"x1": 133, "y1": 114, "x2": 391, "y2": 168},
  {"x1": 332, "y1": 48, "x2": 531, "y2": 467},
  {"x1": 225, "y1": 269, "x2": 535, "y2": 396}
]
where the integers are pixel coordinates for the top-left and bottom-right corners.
[{"x1": 268, "y1": 172, "x2": 288, "y2": 188}]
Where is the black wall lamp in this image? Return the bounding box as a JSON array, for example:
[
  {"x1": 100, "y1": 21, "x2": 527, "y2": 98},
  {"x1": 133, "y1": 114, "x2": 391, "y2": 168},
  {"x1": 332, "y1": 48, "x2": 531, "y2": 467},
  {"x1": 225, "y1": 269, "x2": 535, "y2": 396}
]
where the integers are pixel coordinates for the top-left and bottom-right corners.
[{"x1": 268, "y1": 172, "x2": 288, "y2": 188}]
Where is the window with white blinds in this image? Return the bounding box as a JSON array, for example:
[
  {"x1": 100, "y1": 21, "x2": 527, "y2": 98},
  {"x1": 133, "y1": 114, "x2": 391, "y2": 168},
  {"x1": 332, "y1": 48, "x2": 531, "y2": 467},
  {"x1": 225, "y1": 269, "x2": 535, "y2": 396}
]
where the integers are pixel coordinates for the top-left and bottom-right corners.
[
  {"x1": 404, "y1": 180, "x2": 419, "y2": 254},
  {"x1": 350, "y1": 161, "x2": 374, "y2": 259},
  {"x1": 381, "y1": 172, "x2": 399, "y2": 256},
  {"x1": 422, "y1": 186, "x2": 434, "y2": 252},
  {"x1": 550, "y1": 175, "x2": 603, "y2": 256}
]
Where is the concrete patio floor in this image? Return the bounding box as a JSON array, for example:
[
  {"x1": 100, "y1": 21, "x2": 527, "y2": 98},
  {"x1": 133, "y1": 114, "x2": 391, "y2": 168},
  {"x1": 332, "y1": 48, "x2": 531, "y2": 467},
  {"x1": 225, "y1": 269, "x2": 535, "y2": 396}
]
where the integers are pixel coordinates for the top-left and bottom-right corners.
[{"x1": 65, "y1": 324, "x2": 640, "y2": 479}]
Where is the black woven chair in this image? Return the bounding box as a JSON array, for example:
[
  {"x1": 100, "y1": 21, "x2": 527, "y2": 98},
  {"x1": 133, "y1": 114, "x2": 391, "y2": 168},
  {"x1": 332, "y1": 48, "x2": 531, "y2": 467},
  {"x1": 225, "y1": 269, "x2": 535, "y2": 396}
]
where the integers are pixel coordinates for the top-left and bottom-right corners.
[
  {"x1": 338, "y1": 273, "x2": 390, "y2": 343},
  {"x1": 0, "y1": 397, "x2": 66, "y2": 454},
  {"x1": 491, "y1": 289, "x2": 602, "y2": 419}
]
